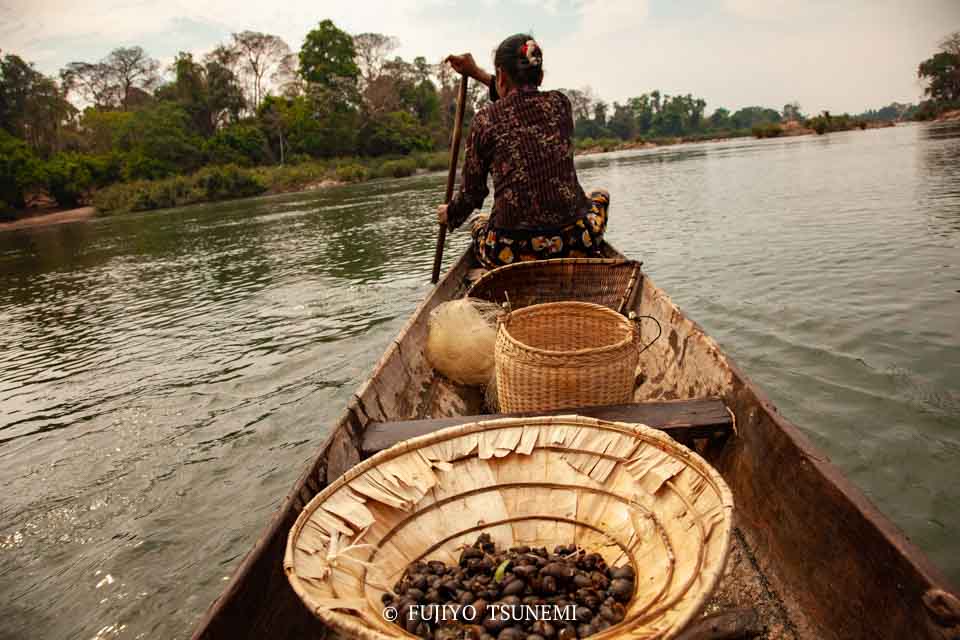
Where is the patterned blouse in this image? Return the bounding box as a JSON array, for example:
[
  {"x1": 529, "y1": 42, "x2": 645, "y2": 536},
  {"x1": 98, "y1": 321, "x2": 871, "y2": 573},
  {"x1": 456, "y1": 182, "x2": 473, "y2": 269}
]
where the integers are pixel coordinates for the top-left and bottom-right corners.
[{"x1": 446, "y1": 85, "x2": 592, "y2": 232}]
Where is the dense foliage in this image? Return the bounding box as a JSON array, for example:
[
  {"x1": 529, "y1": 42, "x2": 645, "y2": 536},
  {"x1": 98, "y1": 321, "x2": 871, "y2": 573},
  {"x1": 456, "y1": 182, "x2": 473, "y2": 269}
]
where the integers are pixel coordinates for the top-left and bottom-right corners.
[
  {"x1": 857, "y1": 102, "x2": 918, "y2": 122},
  {"x1": 299, "y1": 20, "x2": 360, "y2": 87},
  {"x1": 0, "y1": 19, "x2": 479, "y2": 214},
  {"x1": 93, "y1": 164, "x2": 267, "y2": 212},
  {"x1": 558, "y1": 85, "x2": 800, "y2": 145},
  {"x1": 1, "y1": 28, "x2": 954, "y2": 216},
  {"x1": 915, "y1": 33, "x2": 960, "y2": 120},
  {"x1": 0, "y1": 130, "x2": 42, "y2": 213}
]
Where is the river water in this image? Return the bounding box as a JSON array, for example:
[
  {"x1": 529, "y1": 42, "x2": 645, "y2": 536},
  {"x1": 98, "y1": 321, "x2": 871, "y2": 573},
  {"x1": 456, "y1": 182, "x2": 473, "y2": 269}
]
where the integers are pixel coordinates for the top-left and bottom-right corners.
[{"x1": 1, "y1": 123, "x2": 958, "y2": 639}]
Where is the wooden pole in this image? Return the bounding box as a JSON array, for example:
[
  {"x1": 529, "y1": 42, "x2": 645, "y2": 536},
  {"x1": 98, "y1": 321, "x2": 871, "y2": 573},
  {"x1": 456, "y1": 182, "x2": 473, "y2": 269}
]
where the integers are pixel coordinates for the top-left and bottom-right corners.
[{"x1": 431, "y1": 73, "x2": 469, "y2": 284}]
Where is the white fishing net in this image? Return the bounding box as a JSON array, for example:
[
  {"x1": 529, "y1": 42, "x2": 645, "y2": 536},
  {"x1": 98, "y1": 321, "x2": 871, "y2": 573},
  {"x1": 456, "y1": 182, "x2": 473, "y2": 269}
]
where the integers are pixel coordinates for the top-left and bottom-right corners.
[{"x1": 425, "y1": 298, "x2": 504, "y2": 386}]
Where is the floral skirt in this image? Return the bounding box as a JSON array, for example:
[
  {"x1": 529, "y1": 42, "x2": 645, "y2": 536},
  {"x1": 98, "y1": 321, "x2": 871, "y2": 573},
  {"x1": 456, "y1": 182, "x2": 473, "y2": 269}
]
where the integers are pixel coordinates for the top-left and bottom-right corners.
[{"x1": 470, "y1": 191, "x2": 610, "y2": 269}]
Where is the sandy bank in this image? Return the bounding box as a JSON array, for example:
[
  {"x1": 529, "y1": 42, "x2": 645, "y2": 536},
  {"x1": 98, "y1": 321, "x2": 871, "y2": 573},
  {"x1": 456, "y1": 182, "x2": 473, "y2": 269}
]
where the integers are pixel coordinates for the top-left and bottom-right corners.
[
  {"x1": 267, "y1": 178, "x2": 346, "y2": 195},
  {"x1": 0, "y1": 207, "x2": 96, "y2": 232}
]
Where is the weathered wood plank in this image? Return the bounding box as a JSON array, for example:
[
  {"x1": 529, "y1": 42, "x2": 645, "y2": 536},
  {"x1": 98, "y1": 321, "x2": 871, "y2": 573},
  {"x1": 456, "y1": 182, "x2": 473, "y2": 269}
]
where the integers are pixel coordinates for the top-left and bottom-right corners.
[{"x1": 361, "y1": 398, "x2": 732, "y2": 456}]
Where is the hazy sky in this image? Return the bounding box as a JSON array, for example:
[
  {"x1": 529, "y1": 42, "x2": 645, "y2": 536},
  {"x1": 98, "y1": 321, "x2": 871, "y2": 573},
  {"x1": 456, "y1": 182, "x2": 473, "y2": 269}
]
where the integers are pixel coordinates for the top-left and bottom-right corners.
[{"x1": 2, "y1": 0, "x2": 958, "y2": 114}]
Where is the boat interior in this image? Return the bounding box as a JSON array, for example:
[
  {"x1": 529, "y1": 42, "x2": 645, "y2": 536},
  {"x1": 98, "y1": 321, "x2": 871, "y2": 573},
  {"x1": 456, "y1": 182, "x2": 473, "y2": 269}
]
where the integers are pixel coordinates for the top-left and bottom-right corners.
[{"x1": 193, "y1": 248, "x2": 957, "y2": 640}]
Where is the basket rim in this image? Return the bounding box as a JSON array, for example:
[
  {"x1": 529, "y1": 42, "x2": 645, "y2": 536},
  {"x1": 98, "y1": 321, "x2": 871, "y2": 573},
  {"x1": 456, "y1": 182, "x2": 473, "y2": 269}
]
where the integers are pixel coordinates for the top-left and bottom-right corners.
[
  {"x1": 284, "y1": 414, "x2": 735, "y2": 640},
  {"x1": 498, "y1": 301, "x2": 636, "y2": 357},
  {"x1": 467, "y1": 256, "x2": 640, "y2": 298}
]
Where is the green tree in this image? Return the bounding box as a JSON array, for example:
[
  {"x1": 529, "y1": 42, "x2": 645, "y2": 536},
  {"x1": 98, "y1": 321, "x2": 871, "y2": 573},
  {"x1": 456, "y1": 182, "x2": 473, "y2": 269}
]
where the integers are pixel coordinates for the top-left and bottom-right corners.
[
  {"x1": 708, "y1": 107, "x2": 731, "y2": 130},
  {"x1": 0, "y1": 53, "x2": 75, "y2": 154},
  {"x1": 77, "y1": 108, "x2": 133, "y2": 153},
  {"x1": 608, "y1": 102, "x2": 636, "y2": 140},
  {"x1": 638, "y1": 94, "x2": 706, "y2": 136},
  {"x1": 115, "y1": 102, "x2": 203, "y2": 179},
  {"x1": 156, "y1": 52, "x2": 245, "y2": 136},
  {"x1": 42, "y1": 153, "x2": 120, "y2": 207},
  {"x1": 650, "y1": 90, "x2": 661, "y2": 114},
  {"x1": 730, "y1": 106, "x2": 781, "y2": 129},
  {"x1": 782, "y1": 101, "x2": 803, "y2": 122},
  {"x1": 409, "y1": 76, "x2": 440, "y2": 126},
  {"x1": 918, "y1": 51, "x2": 960, "y2": 104},
  {"x1": 691, "y1": 97, "x2": 707, "y2": 131},
  {"x1": 204, "y1": 123, "x2": 269, "y2": 166},
  {"x1": 592, "y1": 101, "x2": 608, "y2": 127},
  {"x1": 0, "y1": 130, "x2": 43, "y2": 210},
  {"x1": 359, "y1": 110, "x2": 432, "y2": 155},
  {"x1": 629, "y1": 94, "x2": 653, "y2": 133},
  {"x1": 259, "y1": 89, "x2": 360, "y2": 159},
  {"x1": 299, "y1": 20, "x2": 360, "y2": 88},
  {"x1": 857, "y1": 103, "x2": 916, "y2": 122},
  {"x1": 655, "y1": 95, "x2": 685, "y2": 135}
]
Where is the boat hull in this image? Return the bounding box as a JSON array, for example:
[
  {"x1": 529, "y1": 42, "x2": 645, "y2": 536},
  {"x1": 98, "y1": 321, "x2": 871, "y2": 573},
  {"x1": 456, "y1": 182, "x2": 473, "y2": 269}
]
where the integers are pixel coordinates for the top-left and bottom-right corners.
[{"x1": 190, "y1": 247, "x2": 958, "y2": 640}]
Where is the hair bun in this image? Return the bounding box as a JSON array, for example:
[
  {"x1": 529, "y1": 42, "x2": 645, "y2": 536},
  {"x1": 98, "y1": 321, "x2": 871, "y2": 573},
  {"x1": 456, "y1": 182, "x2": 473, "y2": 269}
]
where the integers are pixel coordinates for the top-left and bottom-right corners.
[
  {"x1": 494, "y1": 33, "x2": 544, "y2": 86},
  {"x1": 518, "y1": 39, "x2": 542, "y2": 68}
]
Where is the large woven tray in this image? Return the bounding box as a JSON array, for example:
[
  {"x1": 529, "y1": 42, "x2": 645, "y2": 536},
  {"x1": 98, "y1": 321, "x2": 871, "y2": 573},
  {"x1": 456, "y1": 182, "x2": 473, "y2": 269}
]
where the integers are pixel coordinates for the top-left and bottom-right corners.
[{"x1": 285, "y1": 415, "x2": 734, "y2": 639}]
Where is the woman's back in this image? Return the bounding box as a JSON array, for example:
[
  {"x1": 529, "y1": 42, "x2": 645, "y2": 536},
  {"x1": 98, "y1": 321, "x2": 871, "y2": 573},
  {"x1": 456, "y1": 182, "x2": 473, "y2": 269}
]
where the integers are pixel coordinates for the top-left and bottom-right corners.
[
  {"x1": 440, "y1": 34, "x2": 609, "y2": 268},
  {"x1": 479, "y1": 87, "x2": 591, "y2": 230}
]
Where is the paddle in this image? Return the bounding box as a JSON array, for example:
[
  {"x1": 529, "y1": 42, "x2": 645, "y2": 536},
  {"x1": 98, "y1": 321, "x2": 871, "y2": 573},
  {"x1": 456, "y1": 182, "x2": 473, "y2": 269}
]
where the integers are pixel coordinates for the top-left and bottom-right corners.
[{"x1": 431, "y1": 73, "x2": 469, "y2": 284}]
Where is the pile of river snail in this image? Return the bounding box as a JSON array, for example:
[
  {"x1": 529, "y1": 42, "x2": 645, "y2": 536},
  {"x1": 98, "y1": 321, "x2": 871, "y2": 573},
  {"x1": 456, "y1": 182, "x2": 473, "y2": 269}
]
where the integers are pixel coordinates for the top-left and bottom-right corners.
[{"x1": 382, "y1": 533, "x2": 636, "y2": 639}]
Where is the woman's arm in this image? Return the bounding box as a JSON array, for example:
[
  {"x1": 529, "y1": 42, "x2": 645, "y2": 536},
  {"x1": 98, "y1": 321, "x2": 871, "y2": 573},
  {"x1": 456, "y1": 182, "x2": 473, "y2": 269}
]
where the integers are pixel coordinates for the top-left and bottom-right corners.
[
  {"x1": 445, "y1": 109, "x2": 493, "y2": 230},
  {"x1": 444, "y1": 53, "x2": 492, "y2": 88}
]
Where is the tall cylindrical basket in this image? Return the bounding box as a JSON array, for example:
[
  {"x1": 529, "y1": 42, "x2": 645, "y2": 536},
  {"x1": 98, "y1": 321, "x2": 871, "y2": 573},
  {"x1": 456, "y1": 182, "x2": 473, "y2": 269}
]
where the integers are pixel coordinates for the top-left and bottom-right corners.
[{"x1": 495, "y1": 301, "x2": 639, "y2": 413}]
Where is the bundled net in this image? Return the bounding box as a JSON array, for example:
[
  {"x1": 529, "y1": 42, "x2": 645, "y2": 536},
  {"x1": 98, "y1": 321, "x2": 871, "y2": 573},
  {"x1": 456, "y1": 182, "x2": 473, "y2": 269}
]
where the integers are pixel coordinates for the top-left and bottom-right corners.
[{"x1": 425, "y1": 298, "x2": 505, "y2": 386}]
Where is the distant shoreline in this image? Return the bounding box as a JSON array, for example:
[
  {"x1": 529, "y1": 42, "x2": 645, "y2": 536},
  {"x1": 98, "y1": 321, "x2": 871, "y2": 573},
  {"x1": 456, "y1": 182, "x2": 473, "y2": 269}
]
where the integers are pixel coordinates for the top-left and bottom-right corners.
[
  {"x1": 574, "y1": 119, "x2": 898, "y2": 156},
  {"x1": 0, "y1": 121, "x2": 910, "y2": 232}
]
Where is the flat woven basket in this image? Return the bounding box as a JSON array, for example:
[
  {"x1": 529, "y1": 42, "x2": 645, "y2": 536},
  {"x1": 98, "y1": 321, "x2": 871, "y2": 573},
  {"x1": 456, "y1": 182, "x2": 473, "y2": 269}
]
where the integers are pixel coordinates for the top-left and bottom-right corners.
[
  {"x1": 285, "y1": 415, "x2": 734, "y2": 640},
  {"x1": 495, "y1": 301, "x2": 639, "y2": 413},
  {"x1": 468, "y1": 258, "x2": 643, "y2": 312}
]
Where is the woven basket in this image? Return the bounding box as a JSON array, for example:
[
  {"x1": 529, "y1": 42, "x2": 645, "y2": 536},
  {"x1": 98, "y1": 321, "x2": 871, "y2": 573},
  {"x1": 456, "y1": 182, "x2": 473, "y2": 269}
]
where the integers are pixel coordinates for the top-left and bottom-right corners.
[
  {"x1": 468, "y1": 258, "x2": 643, "y2": 312},
  {"x1": 285, "y1": 415, "x2": 733, "y2": 640},
  {"x1": 495, "y1": 301, "x2": 639, "y2": 413}
]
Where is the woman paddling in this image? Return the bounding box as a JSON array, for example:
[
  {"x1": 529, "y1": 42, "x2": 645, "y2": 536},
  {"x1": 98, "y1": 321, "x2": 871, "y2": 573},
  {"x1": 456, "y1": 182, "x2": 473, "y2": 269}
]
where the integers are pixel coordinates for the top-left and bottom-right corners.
[{"x1": 439, "y1": 34, "x2": 609, "y2": 268}]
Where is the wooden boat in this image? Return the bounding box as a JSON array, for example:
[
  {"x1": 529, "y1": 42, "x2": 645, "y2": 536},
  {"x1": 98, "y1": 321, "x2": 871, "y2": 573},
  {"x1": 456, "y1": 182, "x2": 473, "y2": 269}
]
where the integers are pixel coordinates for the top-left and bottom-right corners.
[{"x1": 191, "y1": 247, "x2": 959, "y2": 640}]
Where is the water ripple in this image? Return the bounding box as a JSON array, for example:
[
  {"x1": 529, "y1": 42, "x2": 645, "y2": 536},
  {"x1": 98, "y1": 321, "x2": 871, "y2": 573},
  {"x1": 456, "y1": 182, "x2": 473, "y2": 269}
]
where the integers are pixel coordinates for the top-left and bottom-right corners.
[{"x1": 1, "y1": 124, "x2": 959, "y2": 639}]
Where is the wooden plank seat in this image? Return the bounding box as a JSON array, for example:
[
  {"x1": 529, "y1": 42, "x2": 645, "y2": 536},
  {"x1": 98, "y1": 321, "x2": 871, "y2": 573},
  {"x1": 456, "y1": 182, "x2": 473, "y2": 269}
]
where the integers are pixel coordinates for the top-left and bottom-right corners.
[{"x1": 361, "y1": 397, "x2": 733, "y2": 457}]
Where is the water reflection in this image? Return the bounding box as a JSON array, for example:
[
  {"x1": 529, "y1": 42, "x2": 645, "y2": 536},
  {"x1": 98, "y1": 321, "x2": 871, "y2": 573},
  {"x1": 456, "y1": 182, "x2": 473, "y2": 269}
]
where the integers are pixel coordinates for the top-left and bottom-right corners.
[{"x1": 920, "y1": 122, "x2": 960, "y2": 236}]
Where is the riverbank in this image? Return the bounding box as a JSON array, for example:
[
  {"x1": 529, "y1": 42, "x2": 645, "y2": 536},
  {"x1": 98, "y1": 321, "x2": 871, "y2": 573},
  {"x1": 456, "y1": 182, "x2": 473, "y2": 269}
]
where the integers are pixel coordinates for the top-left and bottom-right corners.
[
  {"x1": 576, "y1": 119, "x2": 899, "y2": 154},
  {"x1": 936, "y1": 109, "x2": 960, "y2": 122},
  {"x1": 574, "y1": 131, "x2": 753, "y2": 155},
  {"x1": 0, "y1": 123, "x2": 904, "y2": 230},
  {"x1": 0, "y1": 206, "x2": 96, "y2": 231},
  {"x1": 2, "y1": 134, "x2": 711, "y2": 226}
]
